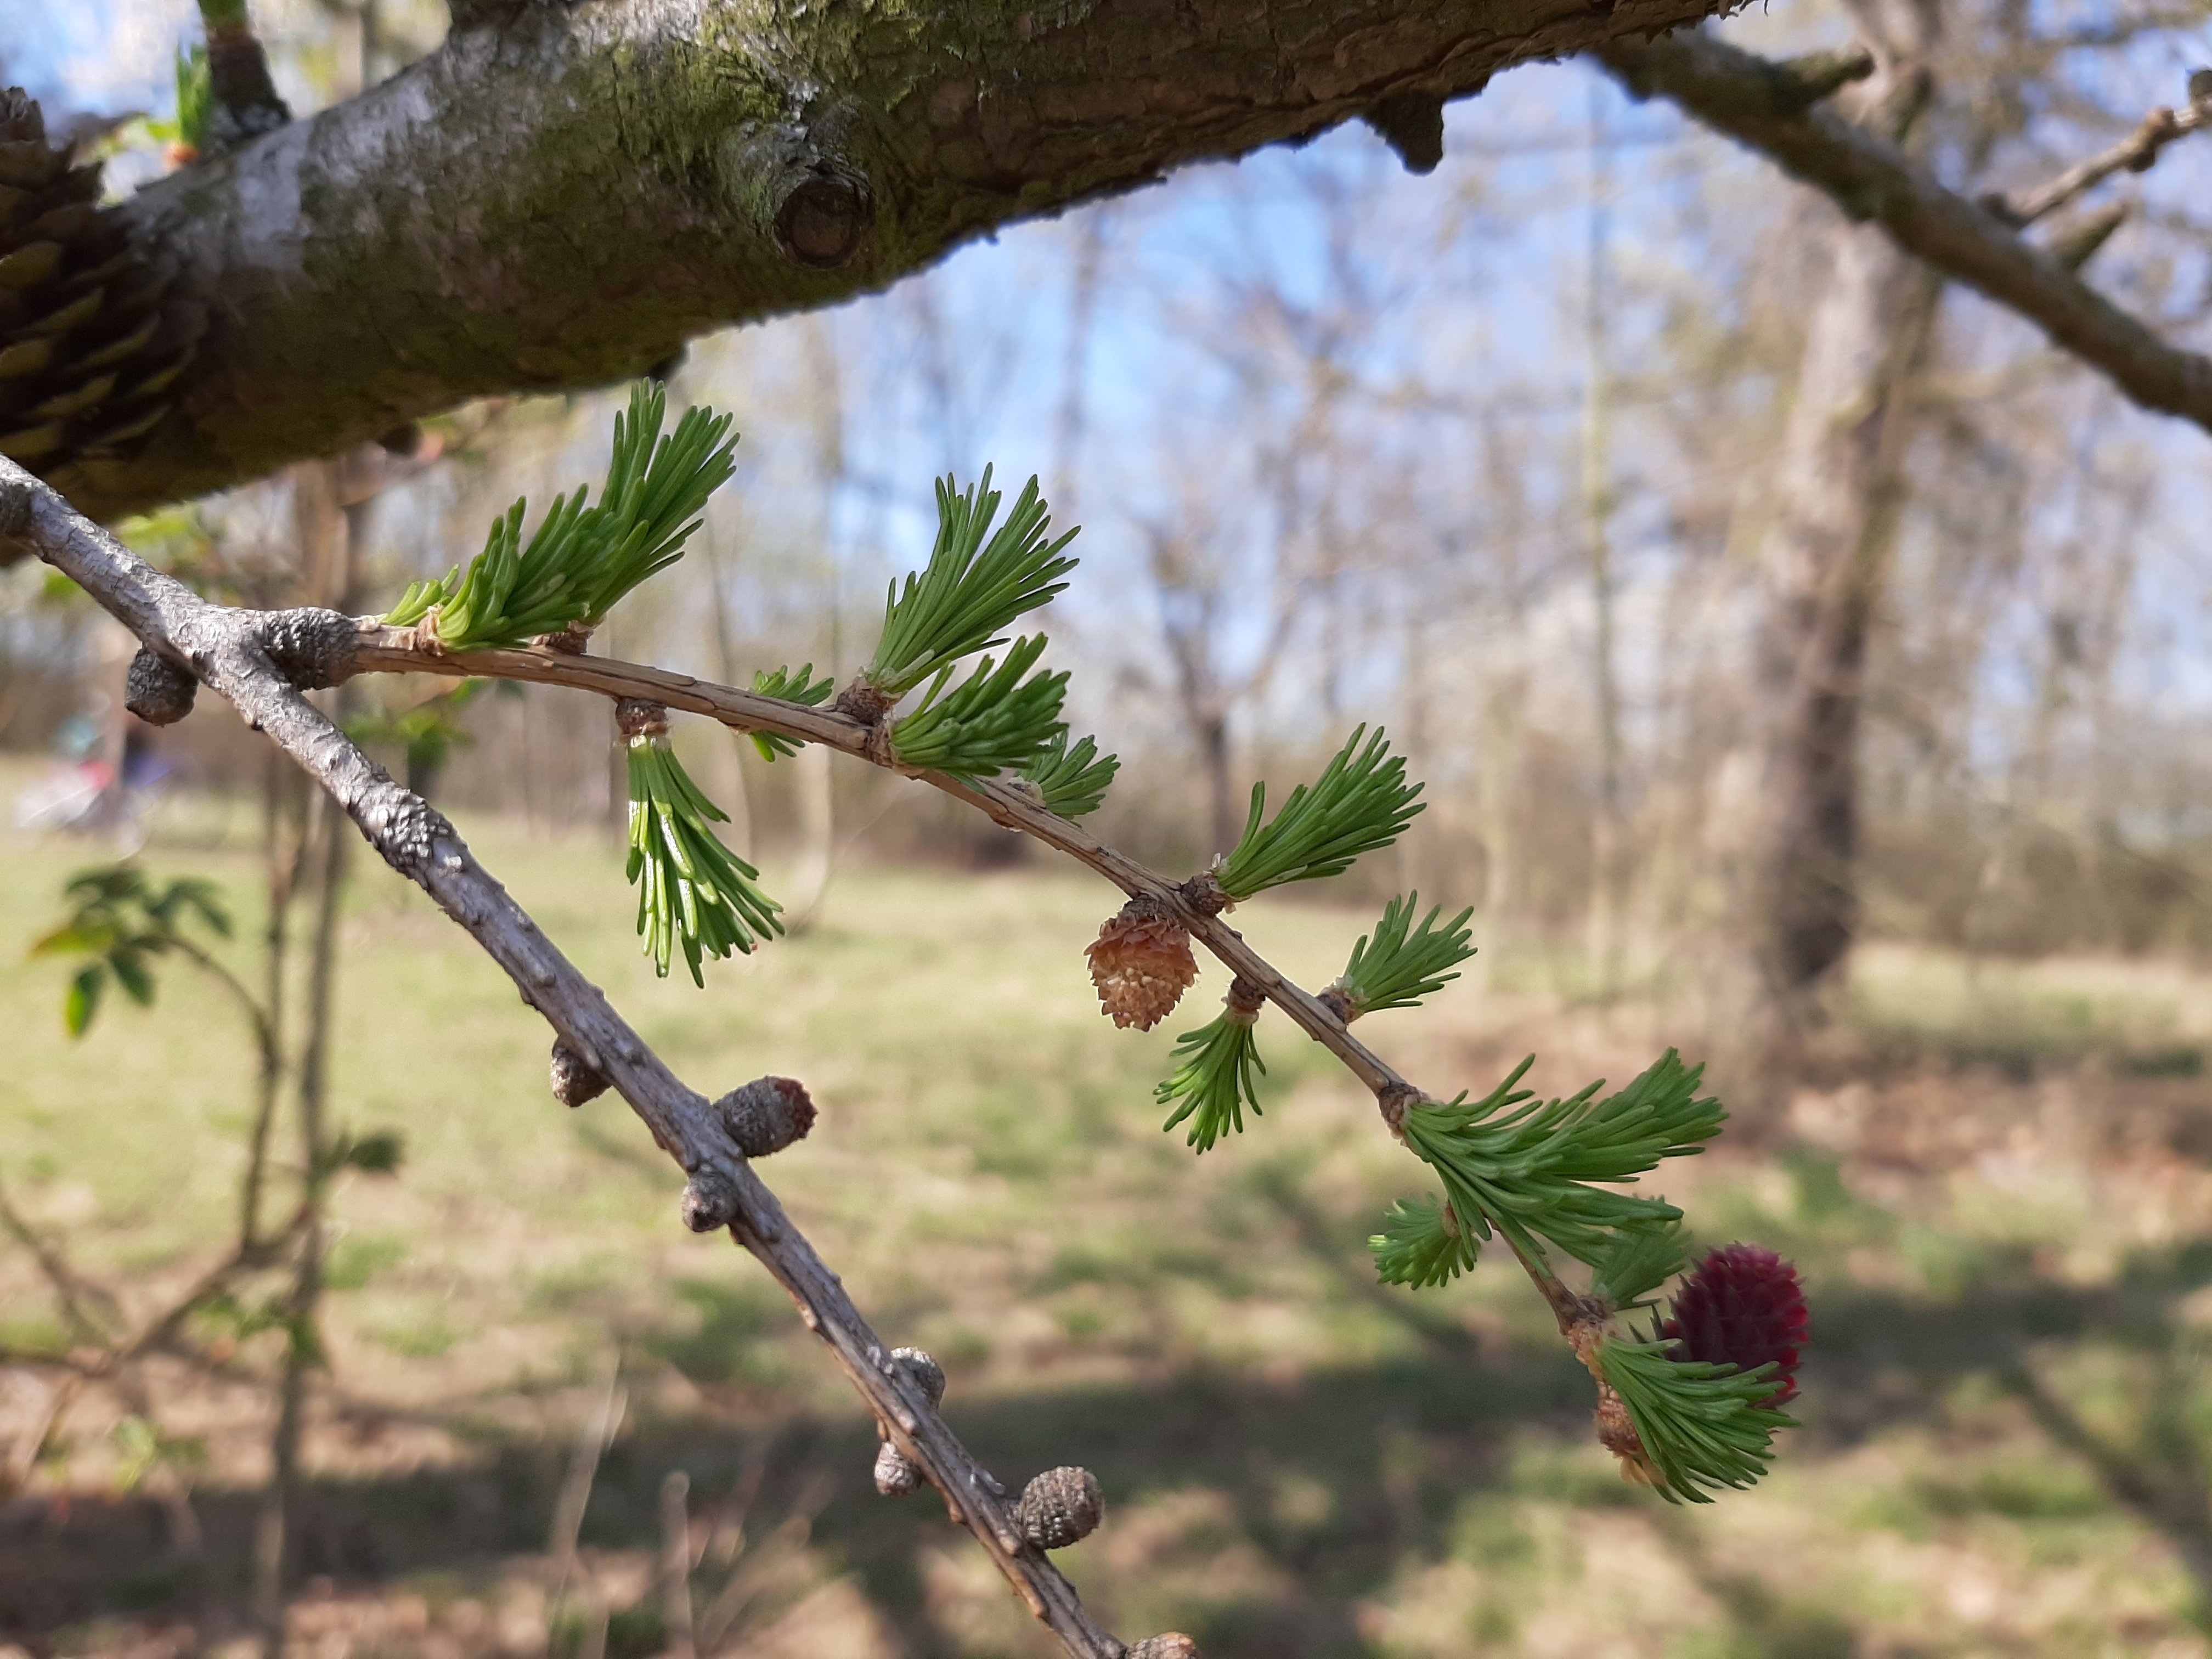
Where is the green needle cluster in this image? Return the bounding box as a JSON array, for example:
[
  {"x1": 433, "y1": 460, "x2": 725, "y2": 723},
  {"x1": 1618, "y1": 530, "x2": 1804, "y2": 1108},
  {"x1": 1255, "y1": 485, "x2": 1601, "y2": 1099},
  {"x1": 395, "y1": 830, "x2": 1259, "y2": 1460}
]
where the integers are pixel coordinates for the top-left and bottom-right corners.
[
  {"x1": 861, "y1": 470, "x2": 1078, "y2": 697},
  {"x1": 1334, "y1": 894, "x2": 1476, "y2": 1015},
  {"x1": 1589, "y1": 1217, "x2": 1694, "y2": 1311},
  {"x1": 1155, "y1": 996, "x2": 1267, "y2": 1153},
  {"x1": 890, "y1": 636, "x2": 1068, "y2": 779},
  {"x1": 1368, "y1": 1194, "x2": 1477, "y2": 1289},
  {"x1": 1594, "y1": 1338, "x2": 1795, "y2": 1503},
  {"x1": 1394, "y1": 1051, "x2": 1723, "y2": 1274},
  {"x1": 1215, "y1": 726, "x2": 1424, "y2": 899},
  {"x1": 748, "y1": 662, "x2": 836, "y2": 760},
  {"x1": 384, "y1": 384, "x2": 737, "y2": 651},
  {"x1": 1021, "y1": 730, "x2": 1119, "y2": 819},
  {"x1": 627, "y1": 737, "x2": 782, "y2": 985}
]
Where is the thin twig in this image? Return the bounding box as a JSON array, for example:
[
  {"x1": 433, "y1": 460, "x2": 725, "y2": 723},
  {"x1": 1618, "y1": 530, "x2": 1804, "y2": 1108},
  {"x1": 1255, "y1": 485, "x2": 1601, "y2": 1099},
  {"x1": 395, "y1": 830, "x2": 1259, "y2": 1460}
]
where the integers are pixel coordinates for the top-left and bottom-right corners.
[
  {"x1": 548, "y1": 1355, "x2": 624, "y2": 1623},
  {"x1": 3, "y1": 458, "x2": 1133, "y2": 1659},
  {"x1": 0, "y1": 1176, "x2": 121, "y2": 1346},
  {"x1": 1996, "y1": 99, "x2": 2212, "y2": 227},
  {"x1": 661, "y1": 1470, "x2": 697, "y2": 1659}
]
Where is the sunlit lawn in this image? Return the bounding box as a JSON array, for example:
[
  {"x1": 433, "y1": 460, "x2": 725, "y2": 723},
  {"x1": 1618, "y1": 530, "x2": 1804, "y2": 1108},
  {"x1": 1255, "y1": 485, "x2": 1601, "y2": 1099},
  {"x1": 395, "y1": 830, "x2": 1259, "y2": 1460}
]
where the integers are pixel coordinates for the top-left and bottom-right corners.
[{"x1": 2, "y1": 769, "x2": 2210, "y2": 1657}]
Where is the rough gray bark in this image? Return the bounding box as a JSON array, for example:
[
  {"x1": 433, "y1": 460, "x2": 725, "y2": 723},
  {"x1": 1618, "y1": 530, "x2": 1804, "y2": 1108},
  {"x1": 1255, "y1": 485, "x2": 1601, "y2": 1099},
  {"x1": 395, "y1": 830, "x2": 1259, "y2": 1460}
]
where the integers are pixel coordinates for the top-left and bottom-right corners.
[{"x1": 76, "y1": 0, "x2": 1743, "y2": 521}]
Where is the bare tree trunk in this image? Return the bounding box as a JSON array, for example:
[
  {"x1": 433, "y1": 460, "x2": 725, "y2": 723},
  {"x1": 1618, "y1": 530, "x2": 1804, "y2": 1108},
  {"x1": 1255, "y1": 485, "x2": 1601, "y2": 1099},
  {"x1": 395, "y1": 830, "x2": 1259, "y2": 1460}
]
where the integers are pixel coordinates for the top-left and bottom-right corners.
[
  {"x1": 1751, "y1": 224, "x2": 1942, "y2": 1026},
  {"x1": 1583, "y1": 80, "x2": 1625, "y2": 1001}
]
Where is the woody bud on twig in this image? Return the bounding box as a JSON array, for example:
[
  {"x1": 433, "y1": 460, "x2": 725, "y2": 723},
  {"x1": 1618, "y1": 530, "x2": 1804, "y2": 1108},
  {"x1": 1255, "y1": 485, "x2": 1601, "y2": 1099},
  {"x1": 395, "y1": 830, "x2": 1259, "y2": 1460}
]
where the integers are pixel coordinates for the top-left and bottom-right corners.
[
  {"x1": 715, "y1": 1076, "x2": 816, "y2": 1159},
  {"x1": 125, "y1": 648, "x2": 198, "y2": 726},
  {"x1": 550, "y1": 1038, "x2": 609, "y2": 1108},
  {"x1": 681, "y1": 1168, "x2": 742, "y2": 1233},
  {"x1": 1014, "y1": 1465, "x2": 1103, "y2": 1550},
  {"x1": 874, "y1": 1346, "x2": 948, "y2": 1497}
]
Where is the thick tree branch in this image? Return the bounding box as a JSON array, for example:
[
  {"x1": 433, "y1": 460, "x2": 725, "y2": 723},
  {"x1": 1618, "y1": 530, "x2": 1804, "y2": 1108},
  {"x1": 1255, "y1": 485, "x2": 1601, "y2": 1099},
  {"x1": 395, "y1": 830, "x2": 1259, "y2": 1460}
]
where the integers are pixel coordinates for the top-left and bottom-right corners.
[
  {"x1": 1, "y1": 459, "x2": 1143, "y2": 1659},
  {"x1": 71, "y1": 0, "x2": 1745, "y2": 520},
  {"x1": 1598, "y1": 31, "x2": 2212, "y2": 438}
]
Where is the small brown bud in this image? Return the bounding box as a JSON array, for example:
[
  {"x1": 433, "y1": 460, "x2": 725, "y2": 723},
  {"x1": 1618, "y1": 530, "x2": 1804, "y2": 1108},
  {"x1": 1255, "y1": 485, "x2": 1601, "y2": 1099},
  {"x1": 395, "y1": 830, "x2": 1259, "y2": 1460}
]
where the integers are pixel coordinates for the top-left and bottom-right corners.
[
  {"x1": 539, "y1": 622, "x2": 594, "y2": 655},
  {"x1": 1085, "y1": 896, "x2": 1198, "y2": 1031},
  {"x1": 1014, "y1": 1465, "x2": 1103, "y2": 1551},
  {"x1": 681, "y1": 1168, "x2": 741, "y2": 1233},
  {"x1": 873, "y1": 1441, "x2": 920, "y2": 1496},
  {"x1": 550, "y1": 1039, "x2": 609, "y2": 1108},
  {"x1": 1127, "y1": 1638, "x2": 1201, "y2": 1659},
  {"x1": 616, "y1": 697, "x2": 669, "y2": 740},
  {"x1": 126, "y1": 648, "x2": 198, "y2": 726},
  {"x1": 716, "y1": 1076, "x2": 816, "y2": 1158}
]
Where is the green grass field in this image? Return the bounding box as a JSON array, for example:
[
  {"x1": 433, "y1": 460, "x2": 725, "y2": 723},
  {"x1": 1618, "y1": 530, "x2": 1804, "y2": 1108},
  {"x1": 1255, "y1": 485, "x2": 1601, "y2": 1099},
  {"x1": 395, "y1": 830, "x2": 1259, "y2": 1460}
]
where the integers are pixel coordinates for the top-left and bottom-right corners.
[{"x1": 3, "y1": 771, "x2": 2211, "y2": 1658}]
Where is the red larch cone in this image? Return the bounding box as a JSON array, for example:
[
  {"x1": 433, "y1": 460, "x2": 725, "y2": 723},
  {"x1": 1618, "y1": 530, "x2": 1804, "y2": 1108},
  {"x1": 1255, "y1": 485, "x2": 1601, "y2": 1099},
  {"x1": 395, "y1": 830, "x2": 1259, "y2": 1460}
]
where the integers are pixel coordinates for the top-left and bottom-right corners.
[
  {"x1": 1085, "y1": 895, "x2": 1197, "y2": 1031},
  {"x1": 1661, "y1": 1243, "x2": 1809, "y2": 1405}
]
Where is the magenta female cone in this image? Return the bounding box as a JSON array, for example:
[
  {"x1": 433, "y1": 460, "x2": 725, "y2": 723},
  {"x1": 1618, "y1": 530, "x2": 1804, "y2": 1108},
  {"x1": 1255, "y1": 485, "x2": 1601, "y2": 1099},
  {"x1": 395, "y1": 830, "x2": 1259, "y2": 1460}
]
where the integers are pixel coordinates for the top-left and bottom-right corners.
[{"x1": 1661, "y1": 1243, "x2": 1809, "y2": 1406}]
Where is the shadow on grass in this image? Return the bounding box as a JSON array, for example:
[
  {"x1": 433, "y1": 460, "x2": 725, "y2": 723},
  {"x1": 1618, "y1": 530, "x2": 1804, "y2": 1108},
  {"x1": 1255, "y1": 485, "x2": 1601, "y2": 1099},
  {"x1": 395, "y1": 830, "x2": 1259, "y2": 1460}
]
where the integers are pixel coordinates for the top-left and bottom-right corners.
[{"x1": 6, "y1": 1237, "x2": 2212, "y2": 1656}]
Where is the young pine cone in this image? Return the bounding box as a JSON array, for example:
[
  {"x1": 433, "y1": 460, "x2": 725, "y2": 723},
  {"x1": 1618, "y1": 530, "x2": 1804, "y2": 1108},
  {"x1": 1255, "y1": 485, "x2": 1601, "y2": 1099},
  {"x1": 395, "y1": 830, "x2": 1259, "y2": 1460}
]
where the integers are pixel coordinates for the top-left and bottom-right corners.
[
  {"x1": 1085, "y1": 896, "x2": 1197, "y2": 1031},
  {"x1": 1661, "y1": 1243, "x2": 1809, "y2": 1406}
]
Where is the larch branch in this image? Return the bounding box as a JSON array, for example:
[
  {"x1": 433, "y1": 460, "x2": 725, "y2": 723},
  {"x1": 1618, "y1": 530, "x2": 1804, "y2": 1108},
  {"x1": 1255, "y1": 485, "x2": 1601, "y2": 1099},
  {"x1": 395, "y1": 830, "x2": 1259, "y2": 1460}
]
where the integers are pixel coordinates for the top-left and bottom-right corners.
[{"x1": 1, "y1": 458, "x2": 1136, "y2": 1659}]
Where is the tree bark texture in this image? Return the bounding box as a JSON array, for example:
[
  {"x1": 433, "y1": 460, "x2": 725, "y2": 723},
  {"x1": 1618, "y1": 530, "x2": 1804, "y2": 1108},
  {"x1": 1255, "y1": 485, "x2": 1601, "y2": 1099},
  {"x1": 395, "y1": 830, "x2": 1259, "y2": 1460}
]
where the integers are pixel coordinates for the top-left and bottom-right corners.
[
  {"x1": 72, "y1": 0, "x2": 1740, "y2": 521},
  {"x1": 1752, "y1": 220, "x2": 1940, "y2": 1002}
]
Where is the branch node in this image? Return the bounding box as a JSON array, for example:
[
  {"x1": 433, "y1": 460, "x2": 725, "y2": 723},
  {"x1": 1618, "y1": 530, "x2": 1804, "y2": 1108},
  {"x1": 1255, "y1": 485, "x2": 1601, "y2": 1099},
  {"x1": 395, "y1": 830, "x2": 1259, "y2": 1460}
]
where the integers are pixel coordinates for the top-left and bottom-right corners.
[
  {"x1": 1224, "y1": 975, "x2": 1267, "y2": 1024},
  {"x1": 1316, "y1": 984, "x2": 1357, "y2": 1024},
  {"x1": 539, "y1": 622, "x2": 595, "y2": 656},
  {"x1": 1376, "y1": 1082, "x2": 1422, "y2": 1142},
  {"x1": 1127, "y1": 1639, "x2": 1203, "y2": 1659},
  {"x1": 125, "y1": 648, "x2": 199, "y2": 726},
  {"x1": 715, "y1": 1076, "x2": 816, "y2": 1158},
  {"x1": 1176, "y1": 870, "x2": 1231, "y2": 916},
  {"x1": 680, "y1": 1167, "x2": 742, "y2": 1233},
  {"x1": 550, "y1": 1039, "x2": 610, "y2": 1107},
  {"x1": 616, "y1": 697, "x2": 670, "y2": 740},
  {"x1": 1767, "y1": 44, "x2": 1876, "y2": 113},
  {"x1": 252, "y1": 608, "x2": 357, "y2": 691}
]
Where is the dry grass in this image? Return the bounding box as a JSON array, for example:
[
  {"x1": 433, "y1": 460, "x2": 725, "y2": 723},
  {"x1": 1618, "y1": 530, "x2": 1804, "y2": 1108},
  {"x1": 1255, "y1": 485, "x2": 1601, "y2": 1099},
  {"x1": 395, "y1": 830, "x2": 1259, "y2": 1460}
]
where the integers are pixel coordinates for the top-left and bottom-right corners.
[{"x1": 2, "y1": 764, "x2": 2210, "y2": 1657}]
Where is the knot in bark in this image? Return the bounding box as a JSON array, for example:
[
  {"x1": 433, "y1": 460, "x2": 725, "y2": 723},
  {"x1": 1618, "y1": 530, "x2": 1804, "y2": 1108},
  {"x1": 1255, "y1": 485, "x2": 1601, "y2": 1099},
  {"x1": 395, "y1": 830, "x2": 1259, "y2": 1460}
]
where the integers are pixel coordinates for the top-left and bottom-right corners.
[
  {"x1": 1126, "y1": 1638, "x2": 1203, "y2": 1659},
  {"x1": 775, "y1": 169, "x2": 872, "y2": 269}
]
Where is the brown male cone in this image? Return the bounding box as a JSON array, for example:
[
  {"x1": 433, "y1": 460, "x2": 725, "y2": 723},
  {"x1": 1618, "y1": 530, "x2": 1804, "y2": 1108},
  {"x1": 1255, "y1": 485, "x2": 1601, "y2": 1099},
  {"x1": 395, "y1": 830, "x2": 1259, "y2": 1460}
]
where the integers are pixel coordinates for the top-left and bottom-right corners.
[
  {"x1": 0, "y1": 89, "x2": 199, "y2": 505},
  {"x1": 1085, "y1": 894, "x2": 1198, "y2": 1031}
]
